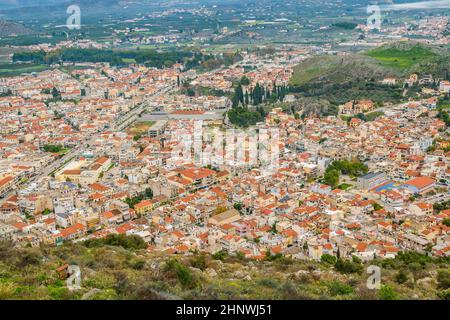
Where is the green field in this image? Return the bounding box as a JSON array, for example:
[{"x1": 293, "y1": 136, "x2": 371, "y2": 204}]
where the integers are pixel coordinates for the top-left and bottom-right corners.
[
  {"x1": 365, "y1": 45, "x2": 436, "y2": 70},
  {"x1": 122, "y1": 58, "x2": 137, "y2": 63},
  {"x1": 0, "y1": 63, "x2": 49, "y2": 77}
]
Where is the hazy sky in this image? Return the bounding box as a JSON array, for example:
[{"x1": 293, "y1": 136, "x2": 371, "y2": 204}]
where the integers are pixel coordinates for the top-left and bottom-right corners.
[{"x1": 382, "y1": 0, "x2": 450, "y2": 10}]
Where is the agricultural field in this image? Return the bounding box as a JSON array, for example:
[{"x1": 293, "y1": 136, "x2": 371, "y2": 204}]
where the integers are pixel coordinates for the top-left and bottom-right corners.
[
  {"x1": 0, "y1": 63, "x2": 49, "y2": 77},
  {"x1": 121, "y1": 58, "x2": 137, "y2": 64},
  {"x1": 365, "y1": 45, "x2": 437, "y2": 70}
]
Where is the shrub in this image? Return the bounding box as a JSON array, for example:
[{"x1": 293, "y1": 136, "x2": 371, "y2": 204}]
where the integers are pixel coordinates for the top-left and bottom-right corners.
[
  {"x1": 258, "y1": 278, "x2": 279, "y2": 288},
  {"x1": 378, "y1": 285, "x2": 398, "y2": 300},
  {"x1": 328, "y1": 281, "x2": 354, "y2": 296},
  {"x1": 395, "y1": 270, "x2": 409, "y2": 284},
  {"x1": 397, "y1": 251, "x2": 432, "y2": 266},
  {"x1": 190, "y1": 253, "x2": 208, "y2": 271},
  {"x1": 265, "y1": 252, "x2": 283, "y2": 262},
  {"x1": 279, "y1": 282, "x2": 303, "y2": 300},
  {"x1": 165, "y1": 259, "x2": 197, "y2": 289},
  {"x1": 83, "y1": 234, "x2": 147, "y2": 250},
  {"x1": 380, "y1": 258, "x2": 400, "y2": 270},
  {"x1": 437, "y1": 269, "x2": 450, "y2": 289},
  {"x1": 437, "y1": 289, "x2": 450, "y2": 300},
  {"x1": 132, "y1": 259, "x2": 146, "y2": 270},
  {"x1": 212, "y1": 250, "x2": 228, "y2": 261},
  {"x1": 93, "y1": 249, "x2": 122, "y2": 269},
  {"x1": 334, "y1": 259, "x2": 363, "y2": 274},
  {"x1": 321, "y1": 254, "x2": 337, "y2": 265},
  {"x1": 175, "y1": 263, "x2": 196, "y2": 289},
  {"x1": 114, "y1": 271, "x2": 129, "y2": 295},
  {"x1": 17, "y1": 249, "x2": 42, "y2": 268},
  {"x1": 235, "y1": 251, "x2": 245, "y2": 261},
  {"x1": 0, "y1": 241, "x2": 15, "y2": 261},
  {"x1": 0, "y1": 283, "x2": 16, "y2": 300},
  {"x1": 407, "y1": 262, "x2": 424, "y2": 272}
]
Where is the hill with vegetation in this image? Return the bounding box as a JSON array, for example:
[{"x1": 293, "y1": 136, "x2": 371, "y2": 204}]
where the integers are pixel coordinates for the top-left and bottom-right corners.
[
  {"x1": 289, "y1": 54, "x2": 399, "y2": 87},
  {"x1": 289, "y1": 53, "x2": 402, "y2": 106},
  {"x1": 365, "y1": 42, "x2": 449, "y2": 76},
  {"x1": 289, "y1": 42, "x2": 449, "y2": 107},
  {"x1": 0, "y1": 238, "x2": 449, "y2": 300},
  {"x1": 366, "y1": 43, "x2": 433, "y2": 69},
  {"x1": 0, "y1": 20, "x2": 34, "y2": 37}
]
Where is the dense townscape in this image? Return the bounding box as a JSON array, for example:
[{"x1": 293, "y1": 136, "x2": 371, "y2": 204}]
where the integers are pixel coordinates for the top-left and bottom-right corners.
[
  {"x1": 1, "y1": 45, "x2": 449, "y2": 263},
  {"x1": 0, "y1": 0, "x2": 449, "y2": 302}
]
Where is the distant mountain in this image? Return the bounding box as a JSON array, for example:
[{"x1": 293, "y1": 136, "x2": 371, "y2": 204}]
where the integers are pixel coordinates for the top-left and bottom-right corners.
[
  {"x1": 0, "y1": 0, "x2": 132, "y2": 21},
  {"x1": 0, "y1": 20, "x2": 34, "y2": 36},
  {"x1": 0, "y1": 0, "x2": 195, "y2": 9},
  {"x1": 0, "y1": 1, "x2": 68, "y2": 9},
  {"x1": 0, "y1": 0, "x2": 123, "y2": 9}
]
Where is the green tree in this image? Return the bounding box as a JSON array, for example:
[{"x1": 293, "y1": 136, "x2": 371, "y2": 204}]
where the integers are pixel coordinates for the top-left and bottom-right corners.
[
  {"x1": 43, "y1": 144, "x2": 63, "y2": 153},
  {"x1": 52, "y1": 87, "x2": 61, "y2": 99},
  {"x1": 321, "y1": 254, "x2": 337, "y2": 265},
  {"x1": 212, "y1": 250, "x2": 228, "y2": 261},
  {"x1": 324, "y1": 169, "x2": 340, "y2": 188},
  {"x1": 240, "y1": 76, "x2": 250, "y2": 86},
  {"x1": 83, "y1": 234, "x2": 147, "y2": 250},
  {"x1": 233, "y1": 202, "x2": 243, "y2": 211},
  {"x1": 373, "y1": 202, "x2": 383, "y2": 211},
  {"x1": 334, "y1": 258, "x2": 363, "y2": 274},
  {"x1": 164, "y1": 259, "x2": 197, "y2": 289},
  {"x1": 302, "y1": 241, "x2": 308, "y2": 251},
  {"x1": 144, "y1": 188, "x2": 153, "y2": 199},
  {"x1": 437, "y1": 269, "x2": 450, "y2": 289}
]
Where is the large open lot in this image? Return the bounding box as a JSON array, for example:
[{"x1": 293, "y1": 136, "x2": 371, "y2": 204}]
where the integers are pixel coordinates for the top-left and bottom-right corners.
[{"x1": 126, "y1": 121, "x2": 156, "y2": 136}]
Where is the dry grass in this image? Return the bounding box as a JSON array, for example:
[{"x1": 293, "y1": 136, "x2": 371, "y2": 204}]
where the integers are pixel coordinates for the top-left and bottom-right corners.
[{"x1": 126, "y1": 121, "x2": 155, "y2": 135}]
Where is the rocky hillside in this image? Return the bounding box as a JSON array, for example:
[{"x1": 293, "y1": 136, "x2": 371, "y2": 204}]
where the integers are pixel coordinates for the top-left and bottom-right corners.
[{"x1": 0, "y1": 238, "x2": 448, "y2": 300}]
